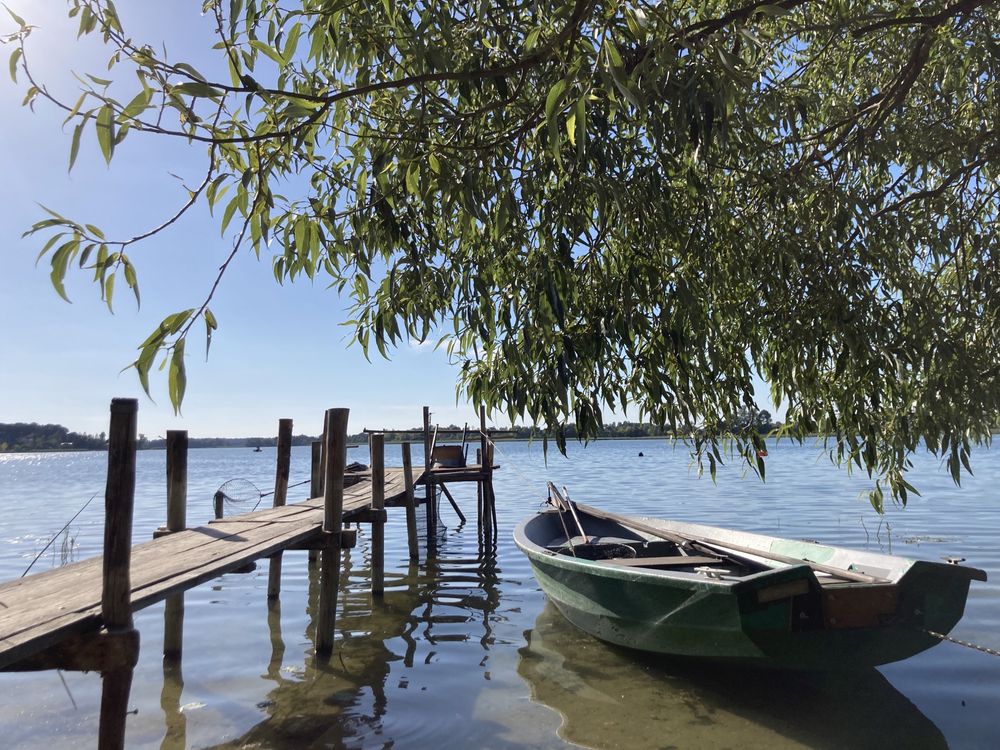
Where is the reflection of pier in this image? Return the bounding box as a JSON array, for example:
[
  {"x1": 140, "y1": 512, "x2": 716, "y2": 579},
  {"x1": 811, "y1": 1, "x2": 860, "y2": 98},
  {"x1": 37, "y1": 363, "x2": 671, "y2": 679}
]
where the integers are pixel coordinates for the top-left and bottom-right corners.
[
  {"x1": 0, "y1": 399, "x2": 500, "y2": 748},
  {"x1": 205, "y1": 527, "x2": 502, "y2": 746}
]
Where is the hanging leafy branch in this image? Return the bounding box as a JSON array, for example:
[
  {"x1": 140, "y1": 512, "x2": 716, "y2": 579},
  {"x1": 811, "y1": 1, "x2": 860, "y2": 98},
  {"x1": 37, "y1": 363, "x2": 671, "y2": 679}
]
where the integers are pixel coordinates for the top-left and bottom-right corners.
[{"x1": 5, "y1": 0, "x2": 1000, "y2": 509}]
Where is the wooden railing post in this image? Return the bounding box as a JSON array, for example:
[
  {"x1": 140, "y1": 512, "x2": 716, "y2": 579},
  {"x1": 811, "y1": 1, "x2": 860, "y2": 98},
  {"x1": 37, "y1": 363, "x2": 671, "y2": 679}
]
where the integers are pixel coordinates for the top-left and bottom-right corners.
[
  {"x1": 370, "y1": 433, "x2": 385, "y2": 597},
  {"x1": 401, "y1": 443, "x2": 419, "y2": 561},
  {"x1": 267, "y1": 419, "x2": 293, "y2": 599},
  {"x1": 99, "y1": 397, "x2": 139, "y2": 750},
  {"x1": 317, "y1": 408, "x2": 349, "y2": 655}
]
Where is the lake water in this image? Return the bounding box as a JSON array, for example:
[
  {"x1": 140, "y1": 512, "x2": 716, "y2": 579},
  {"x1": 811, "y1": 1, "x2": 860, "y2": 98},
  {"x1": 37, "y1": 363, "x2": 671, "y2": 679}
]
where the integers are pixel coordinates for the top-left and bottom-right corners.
[{"x1": 0, "y1": 439, "x2": 998, "y2": 749}]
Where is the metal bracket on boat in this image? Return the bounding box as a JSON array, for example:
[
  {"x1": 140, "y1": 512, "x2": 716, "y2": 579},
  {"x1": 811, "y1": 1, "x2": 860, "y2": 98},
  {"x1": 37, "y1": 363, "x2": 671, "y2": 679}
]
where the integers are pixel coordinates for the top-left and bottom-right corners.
[{"x1": 694, "y1": 566, "x2": 733, "y2": 580}]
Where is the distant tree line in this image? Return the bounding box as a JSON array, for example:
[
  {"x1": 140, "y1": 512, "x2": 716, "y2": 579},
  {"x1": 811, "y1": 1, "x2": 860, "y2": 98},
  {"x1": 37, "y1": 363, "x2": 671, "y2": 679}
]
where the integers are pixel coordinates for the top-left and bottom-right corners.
[
  {"x1": 2, "y1": 411, "x2": 779, "y2": 453},
  {"x1": 0, "y1": 422, "x2": 107, "y2": 452},
  {"x1": 144, "y1": 434, "x2": 326, "y2": 449}
]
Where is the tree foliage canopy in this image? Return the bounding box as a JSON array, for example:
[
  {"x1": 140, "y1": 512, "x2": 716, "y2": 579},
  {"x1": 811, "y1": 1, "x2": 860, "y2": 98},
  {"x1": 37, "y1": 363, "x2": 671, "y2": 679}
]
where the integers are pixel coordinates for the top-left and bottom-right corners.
[{"x1": 5, "y1": 0, "x2": 1000, "y2": 508}]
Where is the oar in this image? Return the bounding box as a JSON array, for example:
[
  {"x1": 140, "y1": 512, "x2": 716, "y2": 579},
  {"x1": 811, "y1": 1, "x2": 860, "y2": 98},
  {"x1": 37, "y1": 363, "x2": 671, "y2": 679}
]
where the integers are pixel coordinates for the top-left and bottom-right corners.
[
  {"x1": 547, "y1": 485, "x2": 577, "y2": 557},
  {"x1": 547, "y1": 482, "x2": 590, "y2": 543},
  {"x1": 560, "y1": 487, "x2": 592, "y2": 543},
  {"x1": 572, "y1": 501, "x2": 886, "y2": 584}
]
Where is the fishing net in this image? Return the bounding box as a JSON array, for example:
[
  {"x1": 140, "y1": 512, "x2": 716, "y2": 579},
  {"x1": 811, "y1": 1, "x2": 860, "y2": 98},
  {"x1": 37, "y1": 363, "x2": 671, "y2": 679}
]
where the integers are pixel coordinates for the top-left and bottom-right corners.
[
  {"x1": 574, "y1": 542, "x2": 637, "y2": 561},
  {"x1": 214, "y1": 478, "x2": 263, "y2": 515}
]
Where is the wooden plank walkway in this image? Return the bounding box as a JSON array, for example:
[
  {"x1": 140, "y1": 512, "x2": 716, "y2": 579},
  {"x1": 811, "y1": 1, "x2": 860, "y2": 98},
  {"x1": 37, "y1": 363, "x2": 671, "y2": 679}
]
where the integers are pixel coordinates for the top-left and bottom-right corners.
[{"x1": 0, "y1": 468, "x2": 407, "y2": 670}]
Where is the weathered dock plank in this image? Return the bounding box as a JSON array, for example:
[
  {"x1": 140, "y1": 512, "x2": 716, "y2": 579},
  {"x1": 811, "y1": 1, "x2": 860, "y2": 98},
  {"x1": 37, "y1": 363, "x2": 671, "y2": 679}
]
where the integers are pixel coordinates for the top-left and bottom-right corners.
[{"x1": 0, "y1": 469, "x2": 406, "y2": 670}]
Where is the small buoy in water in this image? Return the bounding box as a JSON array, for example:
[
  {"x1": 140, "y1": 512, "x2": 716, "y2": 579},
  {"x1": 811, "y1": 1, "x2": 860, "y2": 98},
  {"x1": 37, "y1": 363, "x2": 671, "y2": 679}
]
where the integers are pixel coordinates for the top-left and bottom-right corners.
[{"x1": 638, "y1": 451, "x2": 644, "y2": 457}]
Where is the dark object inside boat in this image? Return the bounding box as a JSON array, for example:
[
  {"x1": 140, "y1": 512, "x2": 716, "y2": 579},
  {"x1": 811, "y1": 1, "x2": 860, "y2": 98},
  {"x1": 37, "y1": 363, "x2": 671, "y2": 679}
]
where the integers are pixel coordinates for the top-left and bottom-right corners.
[{"x1": 567, "y1": 542, "x2": 638, "y2": 561}]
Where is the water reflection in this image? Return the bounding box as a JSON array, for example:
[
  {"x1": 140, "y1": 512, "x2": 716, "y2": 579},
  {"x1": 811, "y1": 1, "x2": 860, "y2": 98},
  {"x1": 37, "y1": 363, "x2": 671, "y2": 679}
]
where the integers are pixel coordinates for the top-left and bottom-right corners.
[
  {"x1": 517, "y1": 603, "x2": 946, "y2": 750},
  {"x1": 207, "y1": 537, "x2": 504, "y2": 749},
  {"x1": 159, "y1": 662, "x2": 185, "y2": 750}
]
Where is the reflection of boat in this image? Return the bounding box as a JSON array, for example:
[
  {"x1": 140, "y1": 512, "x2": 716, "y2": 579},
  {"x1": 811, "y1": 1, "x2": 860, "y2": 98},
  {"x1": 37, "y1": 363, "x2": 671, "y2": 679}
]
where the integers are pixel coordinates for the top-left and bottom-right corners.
[
  {"x1": 518, "y1": 603, "x2": 948, "y2": 749},
  {"x1": 514, "y1": 489, "x2": 986, "y2": 669}
]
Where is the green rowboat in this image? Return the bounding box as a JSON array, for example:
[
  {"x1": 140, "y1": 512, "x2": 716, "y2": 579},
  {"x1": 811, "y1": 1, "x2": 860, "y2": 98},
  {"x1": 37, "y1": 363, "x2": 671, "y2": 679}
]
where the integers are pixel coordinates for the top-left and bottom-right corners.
[{"x1": 513, "y1": 490, "x2": 986, "y2": 670}]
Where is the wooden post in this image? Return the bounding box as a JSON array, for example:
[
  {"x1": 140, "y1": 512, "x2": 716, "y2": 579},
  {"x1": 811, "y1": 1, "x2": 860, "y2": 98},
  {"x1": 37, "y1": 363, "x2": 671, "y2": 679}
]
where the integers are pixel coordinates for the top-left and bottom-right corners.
[
  {"x1": 102, "y1": 399, "x2": 137, "y2": 629},
  {"x1": 165, "y1": 431, "x2": 187, "y2": 532},
  {"x1": 401, "y1": 443, "x2": 419, "y2": 561},
  {"x1": 100, "y1": 398, "x2": 139, "y2": 750},
  {"x1": 479, "y1": 406, "x2": 492, "y2": 538},
  {"x1": 476, "y1": 447, "x2": 484, "y2": 538},
  {"x1": 309, "y1": 440, "x2": 323, "y2": 563},
  {"x1": 163, "y1": 431, "x2": 186, "y2": 662},
  {"x1": 479, "y1": 405, "x2": 496, "y2": 537},
  {"x1": 370, "y1": 432, "x2": 385, "y2": 597},
  {"x1": 311, "y1": 440, "x2": 323, "y2": 498},
  {"x1": 163, "y1": 595, "x2": 184, "y2": 663},
  {"x1": 317, "y1": 408, "x2": 349, "y2": 655},
  {"x1": 422, "y1": 406, "x2": 436, "y2": 548},
  {"x1": 487, "y1": 441, "x2": 498, "y2": 532},
  {"x1": 267, "y1": 419, "x2": 293, "y2": 599}
]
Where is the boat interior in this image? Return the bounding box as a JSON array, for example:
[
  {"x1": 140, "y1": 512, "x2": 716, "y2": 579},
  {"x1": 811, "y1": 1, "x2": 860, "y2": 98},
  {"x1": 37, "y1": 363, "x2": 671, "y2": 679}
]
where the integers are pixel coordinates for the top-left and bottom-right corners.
[{"x1": 541, "y1": 509, "x2": 772, "y2": 579}]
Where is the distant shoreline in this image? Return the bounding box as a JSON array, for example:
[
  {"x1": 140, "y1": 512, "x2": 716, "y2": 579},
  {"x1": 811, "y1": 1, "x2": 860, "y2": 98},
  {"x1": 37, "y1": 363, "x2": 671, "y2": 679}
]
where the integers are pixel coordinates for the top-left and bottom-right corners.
[
  {"x1": 1, "y1": 418, "x2": 785, "y2": 454},
  {"x1": 0, "y1": 434, "x2": 765, "y2": 455}
]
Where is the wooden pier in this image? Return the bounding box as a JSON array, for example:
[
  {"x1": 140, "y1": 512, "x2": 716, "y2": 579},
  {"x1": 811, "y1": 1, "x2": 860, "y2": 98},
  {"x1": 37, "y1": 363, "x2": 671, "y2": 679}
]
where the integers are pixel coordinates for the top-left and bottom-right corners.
[
  {"x1": 0, "y1": 468, "x2": 407, "y2": 670},
  {"x1": 0, "y1": 399, "x2": 499, "y2": 748}
]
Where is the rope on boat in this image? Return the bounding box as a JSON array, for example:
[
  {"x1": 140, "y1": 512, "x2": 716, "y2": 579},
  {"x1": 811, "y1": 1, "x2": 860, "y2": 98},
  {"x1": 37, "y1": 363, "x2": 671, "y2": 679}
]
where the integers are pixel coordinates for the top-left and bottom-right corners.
[{"x1": 921, "y1": 629, "x2": 1000, "y2": 658}]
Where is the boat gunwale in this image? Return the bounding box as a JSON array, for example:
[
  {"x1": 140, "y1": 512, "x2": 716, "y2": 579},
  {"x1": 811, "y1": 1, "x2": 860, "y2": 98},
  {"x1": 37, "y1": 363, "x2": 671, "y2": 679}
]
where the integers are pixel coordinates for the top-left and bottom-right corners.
[
  {"x1": 513, "y1": 514, "x2": 790, "y2": 589},
  {"x1": 514, "y1": 510, "x2": 922, "y2": 587}
]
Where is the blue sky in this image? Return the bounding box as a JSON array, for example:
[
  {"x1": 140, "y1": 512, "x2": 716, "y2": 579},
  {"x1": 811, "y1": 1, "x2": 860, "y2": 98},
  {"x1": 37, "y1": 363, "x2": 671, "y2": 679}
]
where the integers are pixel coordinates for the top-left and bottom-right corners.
[{"x1": 0, "y1": 3, "x2": 777, "y2": 440}]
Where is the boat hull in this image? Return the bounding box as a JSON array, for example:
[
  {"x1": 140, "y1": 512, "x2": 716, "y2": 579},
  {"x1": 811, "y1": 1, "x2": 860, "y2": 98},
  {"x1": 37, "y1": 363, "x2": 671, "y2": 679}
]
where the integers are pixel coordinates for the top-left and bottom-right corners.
[{"x1": 516, "y1": 510, "x2": 980, "y2": 670}]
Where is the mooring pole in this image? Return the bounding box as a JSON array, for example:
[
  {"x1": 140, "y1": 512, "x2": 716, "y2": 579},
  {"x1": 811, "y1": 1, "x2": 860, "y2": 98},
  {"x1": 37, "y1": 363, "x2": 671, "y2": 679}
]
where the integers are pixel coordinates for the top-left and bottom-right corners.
[
  {"x1": 99, "y1": 398, "x2": 139, "y2": 750},
  {"x1": 317, "y1": 408, "x2": 349, "y2": 655},
  {"x1": 422, "y1": 406, "x2": 436, "y2": 549},
  {"x1": 401, "y1": 443, "x2": 419, "y2": 561},
  {"x1": 267, "y1": 419, "x2": 293, "y2": 599},
  {"x1": 162, "y1": 430, "x2": 187, "y2": 662},
  {"x1": 370, "y1": 432, "x2": 385, "y2": 597}
]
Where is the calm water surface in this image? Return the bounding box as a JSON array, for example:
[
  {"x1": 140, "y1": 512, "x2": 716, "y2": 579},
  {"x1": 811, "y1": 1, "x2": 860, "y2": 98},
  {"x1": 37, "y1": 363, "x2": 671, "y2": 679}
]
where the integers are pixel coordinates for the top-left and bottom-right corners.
[{"x1": 0, "y1": 439, "x2": 998, "y2": 749}]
